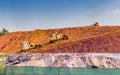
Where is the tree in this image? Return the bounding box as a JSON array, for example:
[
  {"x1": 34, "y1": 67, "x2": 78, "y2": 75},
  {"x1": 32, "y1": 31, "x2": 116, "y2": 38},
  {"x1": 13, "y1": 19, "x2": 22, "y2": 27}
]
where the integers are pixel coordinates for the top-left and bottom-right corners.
[{"x1": 0, "y1": 28, "x2": 9, "y2": 36}]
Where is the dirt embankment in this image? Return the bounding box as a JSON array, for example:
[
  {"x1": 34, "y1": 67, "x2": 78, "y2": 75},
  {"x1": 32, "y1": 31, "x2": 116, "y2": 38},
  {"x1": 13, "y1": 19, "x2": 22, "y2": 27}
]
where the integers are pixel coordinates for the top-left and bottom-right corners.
[{"x1": 0, "y1": 26, "x2": 120, "y2": 53}]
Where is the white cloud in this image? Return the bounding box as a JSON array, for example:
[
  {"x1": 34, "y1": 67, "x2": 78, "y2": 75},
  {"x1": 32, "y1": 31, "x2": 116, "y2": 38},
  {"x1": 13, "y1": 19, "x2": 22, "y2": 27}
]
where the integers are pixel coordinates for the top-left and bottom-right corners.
[{"x1": 112, "y1": 9, "x2": 120, "y2": 15}]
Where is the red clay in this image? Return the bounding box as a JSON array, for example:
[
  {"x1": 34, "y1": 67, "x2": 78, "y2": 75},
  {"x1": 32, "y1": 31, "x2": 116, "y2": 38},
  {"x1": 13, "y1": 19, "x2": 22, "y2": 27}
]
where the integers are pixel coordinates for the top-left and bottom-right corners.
[{"x1": 0, "y1": 26, "x2": 120, "y2": 53}]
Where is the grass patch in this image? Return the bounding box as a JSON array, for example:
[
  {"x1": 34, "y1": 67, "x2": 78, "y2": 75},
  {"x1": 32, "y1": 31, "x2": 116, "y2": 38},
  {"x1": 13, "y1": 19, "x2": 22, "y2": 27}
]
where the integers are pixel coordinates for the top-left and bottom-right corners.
[{"x1": 0, "y1": 53, "x2": 8, "y2": 71}]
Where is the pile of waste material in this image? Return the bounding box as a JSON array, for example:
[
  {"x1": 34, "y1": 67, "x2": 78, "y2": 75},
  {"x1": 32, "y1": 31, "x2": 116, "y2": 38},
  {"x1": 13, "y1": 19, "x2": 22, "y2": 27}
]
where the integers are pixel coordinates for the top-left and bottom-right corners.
[{"x1": 3, "y1": 53, "x2": 120, "y2": 68}]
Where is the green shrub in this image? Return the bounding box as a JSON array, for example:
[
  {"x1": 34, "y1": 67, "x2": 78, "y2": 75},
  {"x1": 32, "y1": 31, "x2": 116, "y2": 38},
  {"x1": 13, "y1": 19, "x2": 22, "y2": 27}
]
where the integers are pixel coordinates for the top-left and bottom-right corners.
[
  {"x1": 0, "y1": 28, "x2": 9, "y2": 36},
  {"x1": 0, "y1": 62, "x2": 5, "y2": 71},
  {"x1": 0, "y1": 53, "x2": 8, "y2": 71}
]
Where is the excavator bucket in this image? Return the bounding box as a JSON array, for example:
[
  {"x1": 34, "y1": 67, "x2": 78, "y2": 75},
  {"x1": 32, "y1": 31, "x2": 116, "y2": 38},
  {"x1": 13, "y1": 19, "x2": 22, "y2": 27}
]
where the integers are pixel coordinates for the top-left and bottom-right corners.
[{"x1": 62, "y1": 35, "x2": 68, "y2": 40}]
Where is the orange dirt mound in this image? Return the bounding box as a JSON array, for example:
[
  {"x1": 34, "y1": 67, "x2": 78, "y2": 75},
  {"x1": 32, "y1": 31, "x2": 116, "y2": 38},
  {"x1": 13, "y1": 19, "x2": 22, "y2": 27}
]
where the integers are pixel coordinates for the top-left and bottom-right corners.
[{"x1": 0, "y1": 26, "x2": 120, "y2": 53}]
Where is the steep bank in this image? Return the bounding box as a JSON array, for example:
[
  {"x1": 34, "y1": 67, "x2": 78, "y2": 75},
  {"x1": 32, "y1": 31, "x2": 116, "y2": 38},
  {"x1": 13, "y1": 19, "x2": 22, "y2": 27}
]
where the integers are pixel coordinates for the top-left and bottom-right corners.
[{"x1": 0, "y1": 26, "x2": 120, "y2": 53}]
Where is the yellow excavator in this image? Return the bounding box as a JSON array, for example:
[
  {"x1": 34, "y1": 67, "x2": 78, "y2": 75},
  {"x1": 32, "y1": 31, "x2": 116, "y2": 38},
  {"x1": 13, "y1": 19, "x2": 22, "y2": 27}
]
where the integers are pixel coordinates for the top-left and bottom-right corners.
[
  {"x1": 20, "y1": 41, "x2": 42, "y2": 52},
  {"x1": 49, "y1": 33, "x2": 68, "y2": 43}
]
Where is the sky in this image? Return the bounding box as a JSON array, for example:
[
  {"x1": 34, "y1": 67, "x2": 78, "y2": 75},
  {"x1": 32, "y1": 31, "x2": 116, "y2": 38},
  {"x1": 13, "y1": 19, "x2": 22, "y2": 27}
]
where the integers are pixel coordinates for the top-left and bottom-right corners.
[{"x1": 0, "y1": 0, "x2": 120, "y2": 31}]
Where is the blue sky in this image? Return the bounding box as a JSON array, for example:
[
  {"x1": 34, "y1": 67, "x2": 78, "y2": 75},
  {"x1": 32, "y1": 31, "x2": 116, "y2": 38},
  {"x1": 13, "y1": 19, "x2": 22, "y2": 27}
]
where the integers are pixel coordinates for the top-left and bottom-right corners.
[{"x1": 0, "y1": 0, "x2": 120, "y2": 31}]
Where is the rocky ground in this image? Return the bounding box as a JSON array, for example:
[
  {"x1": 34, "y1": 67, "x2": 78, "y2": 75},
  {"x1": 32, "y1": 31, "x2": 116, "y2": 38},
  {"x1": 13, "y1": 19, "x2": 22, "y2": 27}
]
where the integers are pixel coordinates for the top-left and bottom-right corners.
[{"x1": 2, "y1": 53, "x2": 120, "y2": 68}]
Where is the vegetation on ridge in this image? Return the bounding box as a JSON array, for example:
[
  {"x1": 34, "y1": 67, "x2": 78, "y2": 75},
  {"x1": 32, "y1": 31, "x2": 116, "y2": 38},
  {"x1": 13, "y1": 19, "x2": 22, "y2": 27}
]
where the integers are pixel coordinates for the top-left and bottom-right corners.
[{"x1": 0, "y1": 28, "x2": 9, "y2": 36}]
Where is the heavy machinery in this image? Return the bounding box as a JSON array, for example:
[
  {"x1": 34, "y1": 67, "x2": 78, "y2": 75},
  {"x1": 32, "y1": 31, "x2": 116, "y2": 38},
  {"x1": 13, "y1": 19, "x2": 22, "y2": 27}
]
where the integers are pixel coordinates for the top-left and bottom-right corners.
[
  {"x1": 91, "y1": 22, "x2": 99, "y2": 26},
  {"x1": 49, "y1": 33, "x2": 68, "y2": 43},
  {"x1": 20, "y1": 42, "x2": 42, "y2": 52},
  {"x1": 94, "y1": 22, "x2": 99, "y2": 26}
]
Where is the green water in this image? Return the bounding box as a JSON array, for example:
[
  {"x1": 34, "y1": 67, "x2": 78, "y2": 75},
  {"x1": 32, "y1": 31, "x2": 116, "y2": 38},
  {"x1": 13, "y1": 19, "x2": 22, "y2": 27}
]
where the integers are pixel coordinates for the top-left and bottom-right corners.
[{"x1": 0, "y1": 66, "x2": 120, "y2": 75}]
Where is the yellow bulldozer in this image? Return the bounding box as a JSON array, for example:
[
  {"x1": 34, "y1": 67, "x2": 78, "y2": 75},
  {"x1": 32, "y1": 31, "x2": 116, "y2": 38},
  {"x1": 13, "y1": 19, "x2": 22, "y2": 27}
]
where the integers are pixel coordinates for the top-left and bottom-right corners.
[
  {"x1": 49, "y1": 33, "x2": 68, "y2": 43},
  {"x1": 20, "y1": 41, "x2": 42, "y2": 52}
]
